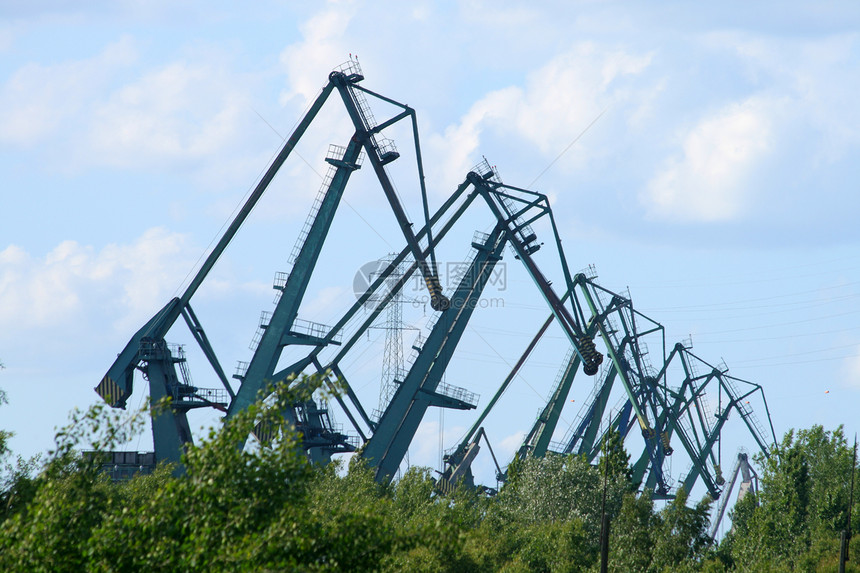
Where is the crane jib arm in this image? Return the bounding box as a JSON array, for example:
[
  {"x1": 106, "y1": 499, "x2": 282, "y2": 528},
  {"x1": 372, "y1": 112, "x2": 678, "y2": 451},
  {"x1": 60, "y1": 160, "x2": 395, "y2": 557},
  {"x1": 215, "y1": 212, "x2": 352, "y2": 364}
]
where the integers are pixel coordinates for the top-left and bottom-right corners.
[{"x1": 95, "y1": 81, "x2": 338, "y2": 407}]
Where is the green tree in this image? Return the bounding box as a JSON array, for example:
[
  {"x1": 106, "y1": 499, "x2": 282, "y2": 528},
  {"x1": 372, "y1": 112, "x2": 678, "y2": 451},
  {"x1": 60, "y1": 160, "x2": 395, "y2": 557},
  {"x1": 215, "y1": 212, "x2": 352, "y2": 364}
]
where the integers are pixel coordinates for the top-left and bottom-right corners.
[
  {"x1": 480, "y1": 454, "x2": 628, "y2": 571},
  {"x1": 495, "y1": 453, "x2": 626, "y2": 539},
  {"x1": 0, "y1": 383, "x2": 41, "y2": 523},
  {"x1": 0, "y1": 387, "x2": 9, "y2": 462},
  {"x1": 20, "y1": 374, "x2": 860, "y2": 572},
  {"x1": 651, "y1": 486, "x2": 713, "y2": 571},
  {"x1": 0, "y1": 398, "x2": 148, "y2": 571},
  {"x1": 725, "y1": 425, "x2": 860, "y2": 571},
  {"x1": 0, "y1": 357, "x2": 8, "y2": 475},
  {"x1": 608, "y1": 491, "x2": 655, "y2": 573},
  {"x1": 598, "y1": 426, "x2": 634, "y2": 489},
  {"x1": 0, "y1": 361, "x2": 10, "y2": 462},
  {"x1": 606, "y1": 487, "x2": 713, "y2": 573},
  {"x1": 0, "y1": 375, "x2": 465, "y2": 572}
]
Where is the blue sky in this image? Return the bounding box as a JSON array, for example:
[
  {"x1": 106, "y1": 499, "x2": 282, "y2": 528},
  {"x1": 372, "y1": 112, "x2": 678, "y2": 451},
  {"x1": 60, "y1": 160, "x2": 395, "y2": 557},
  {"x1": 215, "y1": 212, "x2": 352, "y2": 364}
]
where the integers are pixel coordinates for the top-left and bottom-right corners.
[{"x1": 2, "y1": 1, "x2": 860, "y2": 517}]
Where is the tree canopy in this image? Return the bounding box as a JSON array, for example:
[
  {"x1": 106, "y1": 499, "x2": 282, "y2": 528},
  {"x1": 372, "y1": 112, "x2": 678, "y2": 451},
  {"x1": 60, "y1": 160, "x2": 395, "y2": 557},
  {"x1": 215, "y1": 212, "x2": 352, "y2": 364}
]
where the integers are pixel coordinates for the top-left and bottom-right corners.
[
  {"x1": 0, "y1": 380, "x2": 857, "y2": 572},
  {"x1": 720, "y1": 425, "x2": 860, "y2": 572}
]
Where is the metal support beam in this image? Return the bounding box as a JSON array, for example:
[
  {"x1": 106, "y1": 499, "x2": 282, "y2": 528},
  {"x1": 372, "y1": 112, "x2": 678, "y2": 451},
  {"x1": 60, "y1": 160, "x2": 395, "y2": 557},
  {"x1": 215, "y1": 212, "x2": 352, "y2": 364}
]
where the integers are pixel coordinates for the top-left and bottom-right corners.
[
  {"x1": 331, "y1": 71, "x2": 449, "y2": 310},
  {"x1": 227, "y1": 137, "x2": 363, "y2": 419},
  {"x1": 363, "y1": 228, "x2": 507, "y2": 483}
]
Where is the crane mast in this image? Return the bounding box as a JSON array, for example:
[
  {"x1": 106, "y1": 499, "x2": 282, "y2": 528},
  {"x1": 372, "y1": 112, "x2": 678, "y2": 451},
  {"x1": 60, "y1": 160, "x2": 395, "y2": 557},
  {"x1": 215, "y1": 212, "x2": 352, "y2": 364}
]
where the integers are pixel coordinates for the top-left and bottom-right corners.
[{"x1": 363, "y1": 227, "x2": 506, "y2": 483}]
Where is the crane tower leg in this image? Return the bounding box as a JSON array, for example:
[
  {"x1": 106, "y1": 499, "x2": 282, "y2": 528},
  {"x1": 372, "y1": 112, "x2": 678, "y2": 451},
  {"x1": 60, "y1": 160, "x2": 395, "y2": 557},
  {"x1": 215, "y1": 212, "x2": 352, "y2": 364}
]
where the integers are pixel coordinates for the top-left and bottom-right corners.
[{"x1": 363, "y1": 228, "x2": 507, "y2": 483}]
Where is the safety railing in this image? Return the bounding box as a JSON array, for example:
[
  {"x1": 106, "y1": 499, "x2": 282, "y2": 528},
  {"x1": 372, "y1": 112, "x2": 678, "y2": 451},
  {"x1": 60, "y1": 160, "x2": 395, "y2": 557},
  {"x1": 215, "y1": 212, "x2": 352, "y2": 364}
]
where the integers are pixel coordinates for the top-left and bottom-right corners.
[{"x1": 435, "y1": 382, "x2": 479, "y2": 408}]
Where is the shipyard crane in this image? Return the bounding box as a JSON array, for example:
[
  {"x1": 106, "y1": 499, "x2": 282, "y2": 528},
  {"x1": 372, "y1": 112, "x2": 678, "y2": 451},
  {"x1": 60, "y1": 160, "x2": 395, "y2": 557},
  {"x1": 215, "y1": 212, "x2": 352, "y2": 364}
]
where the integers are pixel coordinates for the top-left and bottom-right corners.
[
  {"x1": 439, "y1": 296, "x2": 566, "y2": 491},
  {"x1": 249, "y1": 176, "x2": 483, "y2": 457},
  {"x1": 709, "y1": 452, "x2": 759, "y2": 538},
  {"x1": 631, "y1": 345, "x2": 775, "y2": 498},
  {"x1": 441, "y1": 269, "x2": 775, "y2": 504},
  {"x1": 360, "y1": 226, "x2": 506, "y2": 483},
  {"x1": 94, "y1": 59, "x2": 451, "y2": 465},
  {"x1": 442, "y1": 269, "x2": 673, "y2": 493},
  {"x1": 360, "y1": 159, "x2": 614, "y2": 484},
  {"x1": 544, "y1": 276, "x2": 685, "y2": 497},
  {"x1": 246, "y1": 157, "x2": 613, "y2": 483},
  {"x1": 226, "y1": 59, "x2": 453, "y2": 434},
  {"x1": 92, "y1": 59, "x2": 775, "y2": 513},
  {"x1": 544, "y1": 277, "x2": 774, "y2": 501}
]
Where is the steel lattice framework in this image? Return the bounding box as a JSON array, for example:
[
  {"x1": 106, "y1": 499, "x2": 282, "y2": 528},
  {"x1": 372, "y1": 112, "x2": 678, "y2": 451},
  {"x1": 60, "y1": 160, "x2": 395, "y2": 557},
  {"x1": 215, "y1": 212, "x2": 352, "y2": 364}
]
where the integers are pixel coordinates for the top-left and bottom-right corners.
[{"x1": 94, "y1": 60, "x2": 775, "y2": 509}]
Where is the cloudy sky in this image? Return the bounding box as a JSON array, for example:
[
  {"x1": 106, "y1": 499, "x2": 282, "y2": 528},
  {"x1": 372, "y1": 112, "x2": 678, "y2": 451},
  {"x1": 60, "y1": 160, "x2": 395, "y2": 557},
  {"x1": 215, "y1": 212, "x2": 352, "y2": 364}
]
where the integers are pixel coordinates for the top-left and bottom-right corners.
[{"x1": 2, "y1": 1, "x2": 860, "y2": 509}]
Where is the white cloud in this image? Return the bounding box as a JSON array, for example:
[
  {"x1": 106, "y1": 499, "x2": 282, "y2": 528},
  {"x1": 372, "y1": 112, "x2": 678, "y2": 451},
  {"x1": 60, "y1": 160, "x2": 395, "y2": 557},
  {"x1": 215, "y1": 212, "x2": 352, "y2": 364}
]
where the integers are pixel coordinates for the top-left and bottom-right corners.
[
  {"x1": 0, "y1": 36, "x2": 136, "y2": 146},
  {"x1": 459, "y1": 1, "x2": 541, "y2": 28},
  {"x1": 87, "y1": 60, "x2": 252, "y2": 169},
  {"x1": 637, "y1": 32, "x2": 860, "y2": 228},
  {"x1": 642, "y1": 96, "x2": 775, "y2": 222},
  {"x1": 278, "y1": 2, "x2": 357, "y2": 106},
  {"x1": 0, "y1": 228, "x2": 193, "y2": 335},
  {"x1": 427, "y1": 87, "x2": 520, "y2": 191},
  {"x1": 731, "y1": 33, "x2": 860, "y2": 163},
  {"x1": 508, "y1": 45, "x2": 652, "y2": 155},
  {"x1": 0, "y1": 34, "x2": 269, "y2": 192},
  {"x1": 426, "y1": 44, "x2": 654, "y2": 191},
  {"x1": 410, "y1": 4, "x2": 432, "y2": 21},
  {"x1": 0, "y1": 23, "x2": 16, "y2": 53},
  {"x1": 409, "y1": 418, "x2": 468, "y2": 471},
  {"x1": 302, "y1": 285, "x2": 347, "y2": 321},
  {"x1": 498, "y1": 429, "x2": 526, "y2": 459}
]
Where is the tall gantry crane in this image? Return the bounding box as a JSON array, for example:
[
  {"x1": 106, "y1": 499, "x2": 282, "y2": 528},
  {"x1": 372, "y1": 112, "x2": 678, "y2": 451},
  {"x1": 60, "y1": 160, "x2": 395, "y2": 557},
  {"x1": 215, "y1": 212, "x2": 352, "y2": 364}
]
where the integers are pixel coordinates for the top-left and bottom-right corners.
[
  {"x1": 441, "y1": 268, "x2": 673, "y2": 493},
  {"x1": 709, "y1": 452, "x2": 759, "y2": 538},
  {"x1": 362, "y1": 159, "x2": 620, "y2": 484},
  {"x1": 442, "y1": 270, "x2": 775, "y2": 502},
  {"x1": 93, "y1": 59, "x2": 773, "y2": 519},
  {"x1": 95, "y1": 59, "x2": 452, "y2": 466}
]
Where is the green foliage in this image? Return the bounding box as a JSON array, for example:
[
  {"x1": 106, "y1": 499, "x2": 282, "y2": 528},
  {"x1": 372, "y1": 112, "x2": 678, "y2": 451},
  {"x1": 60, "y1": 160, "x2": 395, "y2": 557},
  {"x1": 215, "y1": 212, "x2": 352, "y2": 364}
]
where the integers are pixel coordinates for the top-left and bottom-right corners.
[
  {"x1": 0, "y1": 377, "x2": 463, "y2": 572},
  {"x1": 17, "y1": 374, "x2": 835, "y2": 572},
  {"x1": 494, "y1": 454, "x2": 625, "y2": 541},
  {"x1": 474, "y1": 453, "x2": 630, "y2": 571},
  {"x1": 0, "y1": 454, "x2": 41, "y2": 521},
  {"x1": 605, "y1": 486, "x2": 713, "y2": 573},
  {"x1": 0, "y1": 394, "x2": 154, "y2": 571},
  {"x1": 0, "y1": 387, "x2": 39, "y2": 523},
  {"x1": 7, "y1": 360, "x2": 860, "y2": 573},
  {"x1": 599, "y1": 426, "x2": 635, "y2": 489},
  {"x1": 651, "y1": 487, "x2": 713, "y2": 571},
  {"x1": 609, "y1": 491, "x2": 656, "y2": 572},
  {"x1": 723, "y1": 425, "x2": 860, "y2": 572},
  {"x1": 0, "y1": 387, "x2": 10, "y2": 463}
]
